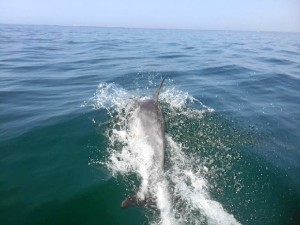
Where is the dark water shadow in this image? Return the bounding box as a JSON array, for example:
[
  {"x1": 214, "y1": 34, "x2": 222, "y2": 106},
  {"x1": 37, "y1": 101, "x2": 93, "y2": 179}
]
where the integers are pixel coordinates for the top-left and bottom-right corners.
[{"x1": 24, "y1": 179, "x2": 148, "y2": 225}]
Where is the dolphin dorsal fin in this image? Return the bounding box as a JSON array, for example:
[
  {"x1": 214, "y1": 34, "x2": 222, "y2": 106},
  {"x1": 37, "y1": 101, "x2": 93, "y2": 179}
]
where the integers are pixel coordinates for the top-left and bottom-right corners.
[{"x1": 154, "y1": 78, "x2": 165, "y2": 102}]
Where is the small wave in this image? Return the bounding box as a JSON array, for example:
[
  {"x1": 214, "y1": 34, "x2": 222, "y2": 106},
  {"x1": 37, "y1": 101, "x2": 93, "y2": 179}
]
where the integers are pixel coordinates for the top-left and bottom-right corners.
[
  {"x1": 255, "y1": 56, "x2": 294, "y2": 66},
  {"x1": 89, "y1": 79, "x2": 241, "y2": 225},
  {"x1": 157, "y1": 54, "x2": 192, "y2": 59},
  {"x1": 201, "y1": 65, "x2": 253, "y2": 76}
]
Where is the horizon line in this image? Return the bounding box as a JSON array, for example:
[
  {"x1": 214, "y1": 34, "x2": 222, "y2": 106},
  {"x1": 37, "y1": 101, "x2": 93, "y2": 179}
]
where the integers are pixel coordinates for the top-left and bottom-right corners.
[{"x1": 1, "y1": 22, "x2": 299, "y2": 34}]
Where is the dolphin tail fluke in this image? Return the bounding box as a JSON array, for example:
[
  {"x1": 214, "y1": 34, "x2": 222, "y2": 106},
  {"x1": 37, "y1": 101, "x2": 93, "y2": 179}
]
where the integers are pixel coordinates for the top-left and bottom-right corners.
[
  {"x1": 121, "y1": 195, "x2": 139, "y2": 208},
  {"x1": 121, "y1": 195, "x2": 149, "y2": 208},
  {"x1": 154, "y1": 78, "x2": 165, "y2": 102}
]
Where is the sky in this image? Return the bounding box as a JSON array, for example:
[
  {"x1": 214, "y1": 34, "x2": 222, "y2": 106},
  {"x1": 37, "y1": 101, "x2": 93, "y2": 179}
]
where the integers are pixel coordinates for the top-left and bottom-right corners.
[{"x1": 0, "y1": 0, "x2": 299, "y2": 32}]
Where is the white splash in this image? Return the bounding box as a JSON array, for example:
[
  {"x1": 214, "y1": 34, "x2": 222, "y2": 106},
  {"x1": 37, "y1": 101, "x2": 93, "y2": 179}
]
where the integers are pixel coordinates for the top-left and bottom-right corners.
[
  {"x1": 90, "y1": 81, "x2": 241, "y2": 225},
  {"x1": 166, "y1": 136, "x2": 241, "y2": 225}
]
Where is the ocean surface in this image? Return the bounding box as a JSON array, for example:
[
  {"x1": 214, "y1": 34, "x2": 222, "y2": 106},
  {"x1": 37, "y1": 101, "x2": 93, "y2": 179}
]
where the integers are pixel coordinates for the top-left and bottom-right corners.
[{"x1": 0, "y1": 24, "x2": 300, "y2": 225}]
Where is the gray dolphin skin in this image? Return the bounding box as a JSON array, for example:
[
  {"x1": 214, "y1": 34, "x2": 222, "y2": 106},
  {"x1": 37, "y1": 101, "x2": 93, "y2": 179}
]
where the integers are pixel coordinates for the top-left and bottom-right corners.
[{"x1": 121, "y1": 78, "x2": 166, "y2": 208}]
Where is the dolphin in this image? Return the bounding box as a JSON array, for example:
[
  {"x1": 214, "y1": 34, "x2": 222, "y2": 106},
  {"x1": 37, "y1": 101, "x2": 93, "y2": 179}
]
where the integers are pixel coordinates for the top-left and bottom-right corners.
[{"x1": 121, "y1": 78, "x2": 166, "y2": 208}]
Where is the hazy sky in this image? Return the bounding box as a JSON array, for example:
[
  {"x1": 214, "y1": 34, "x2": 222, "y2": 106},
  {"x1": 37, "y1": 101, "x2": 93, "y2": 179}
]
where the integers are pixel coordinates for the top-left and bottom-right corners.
[{"x1": 0, "y1": 0, "x2": 299, "y2": 32}]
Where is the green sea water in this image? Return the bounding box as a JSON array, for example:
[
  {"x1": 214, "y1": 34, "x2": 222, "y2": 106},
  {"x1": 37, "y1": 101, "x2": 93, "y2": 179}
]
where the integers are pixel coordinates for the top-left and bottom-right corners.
[{"x1": 1, "y1": 24, "x2": 300, "y2": 225}]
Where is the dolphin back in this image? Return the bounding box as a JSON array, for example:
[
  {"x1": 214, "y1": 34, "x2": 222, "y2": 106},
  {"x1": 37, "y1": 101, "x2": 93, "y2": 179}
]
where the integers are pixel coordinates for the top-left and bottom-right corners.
[{"x1": 121, "y1": 78, "x2": 165, "y2": 209}]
